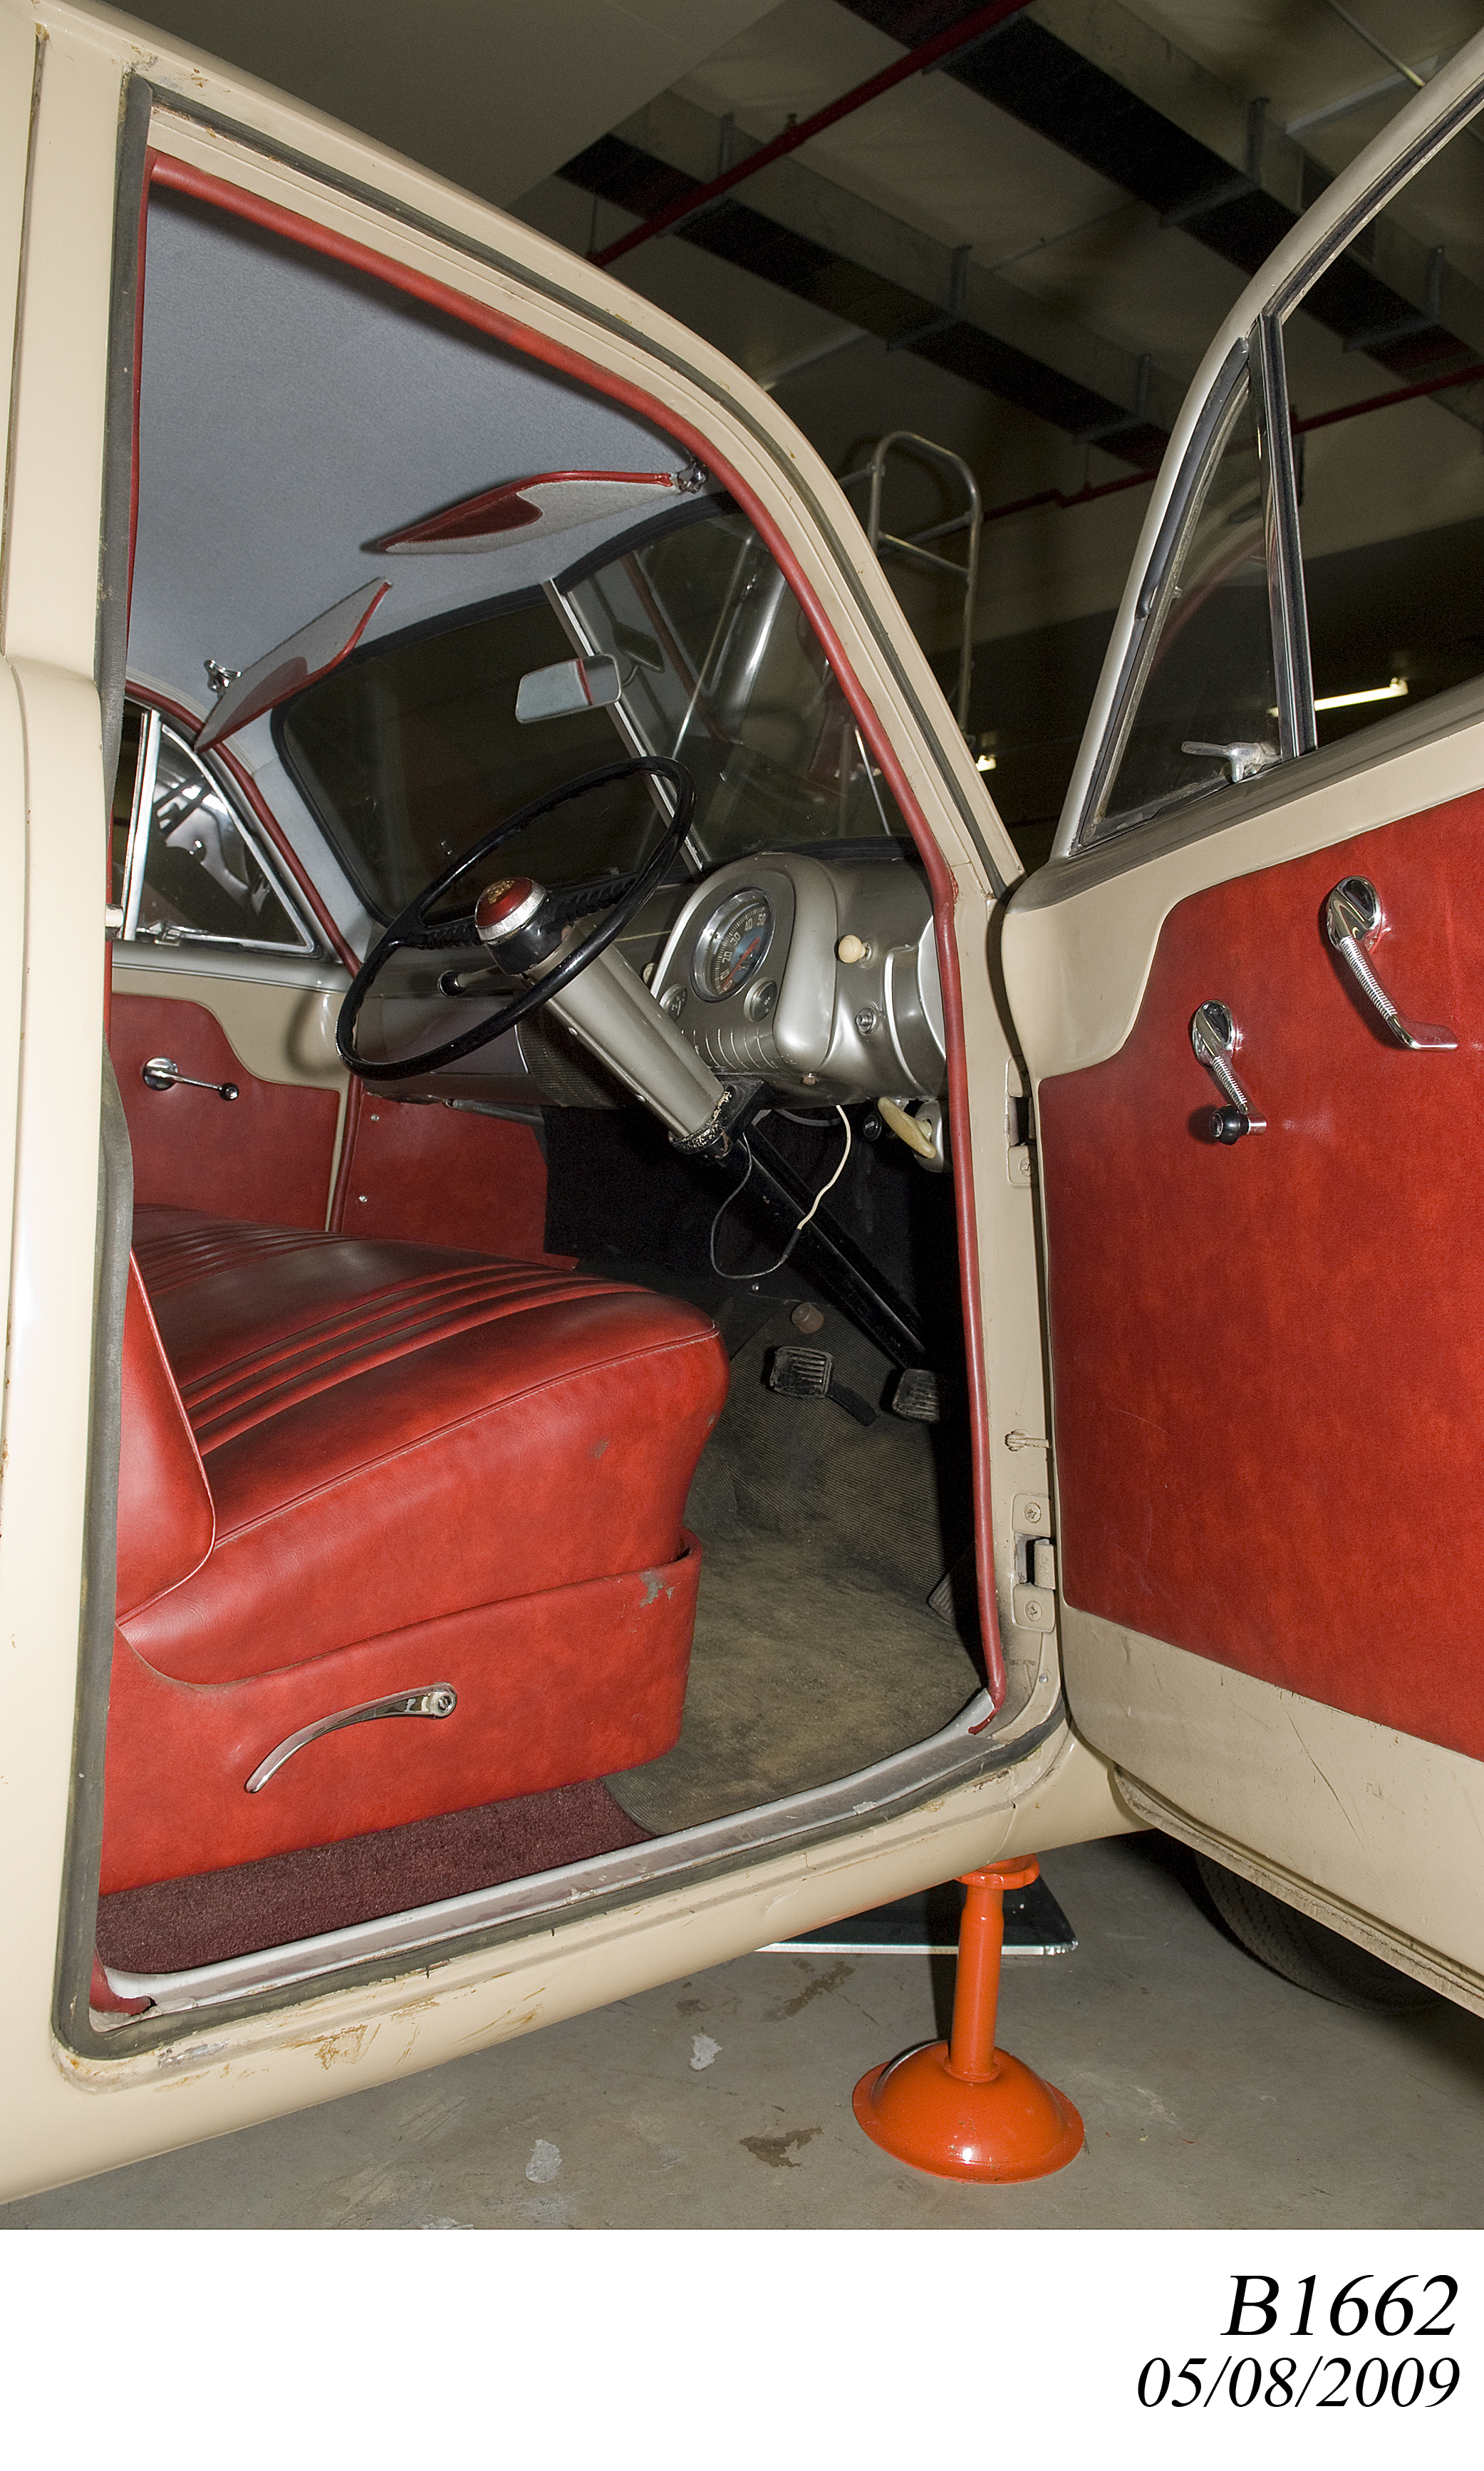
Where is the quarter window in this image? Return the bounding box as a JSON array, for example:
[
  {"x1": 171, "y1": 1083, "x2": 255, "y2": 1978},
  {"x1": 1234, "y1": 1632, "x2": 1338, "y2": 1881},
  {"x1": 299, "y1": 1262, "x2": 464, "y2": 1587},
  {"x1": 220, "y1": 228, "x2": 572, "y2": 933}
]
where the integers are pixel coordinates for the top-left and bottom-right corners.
[
  {"x1": 110, "y1": 707, "x2": 315, "y2": 953},
  {"x1": 1081, "y1": 87, "x2": 1484, "y2": 854},
  {"x1": 1092, "y1": 373, "x2": 1278, "y2": 837}
]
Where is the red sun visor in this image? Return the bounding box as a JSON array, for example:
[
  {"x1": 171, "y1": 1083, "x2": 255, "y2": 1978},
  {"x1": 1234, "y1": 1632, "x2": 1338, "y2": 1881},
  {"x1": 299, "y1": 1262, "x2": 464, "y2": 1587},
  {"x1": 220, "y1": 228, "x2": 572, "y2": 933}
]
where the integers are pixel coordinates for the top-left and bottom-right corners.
[{"x1": 372, "y1": 469, "x2": 695, "y2": 554}]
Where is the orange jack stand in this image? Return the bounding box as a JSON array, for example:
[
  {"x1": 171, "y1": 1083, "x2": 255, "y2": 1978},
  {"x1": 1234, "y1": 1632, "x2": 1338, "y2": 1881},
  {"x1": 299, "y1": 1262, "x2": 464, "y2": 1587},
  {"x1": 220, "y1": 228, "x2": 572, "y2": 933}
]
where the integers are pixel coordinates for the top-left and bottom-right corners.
[{"x1": 852, "y1": 1857, "x2": 1084, "y2": 2182}]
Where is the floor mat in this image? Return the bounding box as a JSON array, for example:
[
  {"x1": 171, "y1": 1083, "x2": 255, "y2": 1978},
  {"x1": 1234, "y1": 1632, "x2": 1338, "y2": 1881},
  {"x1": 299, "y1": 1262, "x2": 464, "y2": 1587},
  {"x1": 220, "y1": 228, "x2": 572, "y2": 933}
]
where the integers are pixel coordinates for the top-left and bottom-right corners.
[
  {"x1": 608, "y1": 1297, "x2": 985, "y2": 1834},
  {"x1": 96, "y1": 1780, "x2": 650, "y2": 1976}
]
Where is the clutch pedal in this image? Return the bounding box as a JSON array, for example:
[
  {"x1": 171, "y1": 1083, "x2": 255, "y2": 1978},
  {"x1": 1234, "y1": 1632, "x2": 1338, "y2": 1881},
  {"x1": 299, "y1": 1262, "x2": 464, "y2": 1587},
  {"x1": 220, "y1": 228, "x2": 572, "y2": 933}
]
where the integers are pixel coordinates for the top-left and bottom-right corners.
[{"x1": 768, "y1": 1345, "x2": 876, "y2": 1426}]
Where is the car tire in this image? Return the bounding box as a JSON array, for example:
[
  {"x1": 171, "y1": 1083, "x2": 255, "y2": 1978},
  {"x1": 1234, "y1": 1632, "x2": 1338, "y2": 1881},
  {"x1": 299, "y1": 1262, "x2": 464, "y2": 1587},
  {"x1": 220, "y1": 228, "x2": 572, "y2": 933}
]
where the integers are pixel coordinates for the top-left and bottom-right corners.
[{"x1": 1193, "y1": 1855, "x2": 1436, "y2": 2015}]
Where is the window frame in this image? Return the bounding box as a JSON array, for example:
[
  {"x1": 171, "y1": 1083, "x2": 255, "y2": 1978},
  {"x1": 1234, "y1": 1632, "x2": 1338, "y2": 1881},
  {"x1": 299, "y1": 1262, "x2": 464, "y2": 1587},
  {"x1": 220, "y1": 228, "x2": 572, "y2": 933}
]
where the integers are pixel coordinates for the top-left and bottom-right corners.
[
  {"x1": 1065, "y1": 63, "x2": 1484, "y2": 863},
  {"x1": 1076, "y1": 318, "x2": 1317, "y2": 851},
  {"x1": 110, "y1": 701, "x2": 319, "y2": 958}
]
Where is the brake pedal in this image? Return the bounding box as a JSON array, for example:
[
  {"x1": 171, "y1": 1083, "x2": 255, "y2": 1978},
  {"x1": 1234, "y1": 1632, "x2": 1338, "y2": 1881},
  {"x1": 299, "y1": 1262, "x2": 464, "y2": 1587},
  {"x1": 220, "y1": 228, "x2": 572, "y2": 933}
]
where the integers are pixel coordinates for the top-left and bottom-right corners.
[
  {"x1": 768, "y1": 1345, "x2": 876, "y2": 1427},
  {"x1": 892, "y1": 1367, "x2": 941, "y2": 1422}
]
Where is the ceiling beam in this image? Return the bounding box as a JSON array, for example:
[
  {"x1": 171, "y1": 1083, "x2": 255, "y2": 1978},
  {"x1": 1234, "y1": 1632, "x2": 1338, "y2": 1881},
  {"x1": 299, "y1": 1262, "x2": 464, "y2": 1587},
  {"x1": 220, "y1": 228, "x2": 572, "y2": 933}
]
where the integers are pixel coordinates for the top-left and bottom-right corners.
[
  {"x1": 563, "y1": 88, "x2": 1178, "y2": 462},
  {"x1": 592, "y1": 0, "x2": 1034, "y2": 266},
  {"x1": 839, "y1": 0, "x2": 1484, "y2": 390}
]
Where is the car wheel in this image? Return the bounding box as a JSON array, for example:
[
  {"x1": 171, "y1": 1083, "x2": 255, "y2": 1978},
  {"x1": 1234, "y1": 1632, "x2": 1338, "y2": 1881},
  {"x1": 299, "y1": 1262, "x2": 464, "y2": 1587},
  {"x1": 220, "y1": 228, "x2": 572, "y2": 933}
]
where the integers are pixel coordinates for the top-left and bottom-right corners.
[{"x1": 1193, "y1": 1855, "x2": 1436, "y2": 2015}]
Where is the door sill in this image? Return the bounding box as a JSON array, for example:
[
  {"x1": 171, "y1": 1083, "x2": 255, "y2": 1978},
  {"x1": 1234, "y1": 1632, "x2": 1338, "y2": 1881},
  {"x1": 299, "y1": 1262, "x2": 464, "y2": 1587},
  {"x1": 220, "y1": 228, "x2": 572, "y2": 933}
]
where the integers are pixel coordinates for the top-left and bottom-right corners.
[{"x1": 102, "y1": 1692, "x2": 1069, "y2": 2019}]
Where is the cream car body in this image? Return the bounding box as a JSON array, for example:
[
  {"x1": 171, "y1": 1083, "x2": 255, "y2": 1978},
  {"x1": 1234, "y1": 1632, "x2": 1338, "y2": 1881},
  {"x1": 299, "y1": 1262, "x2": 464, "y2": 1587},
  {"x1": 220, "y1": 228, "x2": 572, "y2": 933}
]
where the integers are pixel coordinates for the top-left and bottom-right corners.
[{"x1": 0, "y1": 0, "x2": 1478, "y2": 2198}]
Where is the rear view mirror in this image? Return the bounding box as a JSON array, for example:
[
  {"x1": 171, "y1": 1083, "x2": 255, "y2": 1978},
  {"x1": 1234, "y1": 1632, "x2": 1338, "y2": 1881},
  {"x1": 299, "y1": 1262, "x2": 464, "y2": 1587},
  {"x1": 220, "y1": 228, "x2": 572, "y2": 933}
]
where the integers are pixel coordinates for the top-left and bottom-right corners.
[{"x1": 515, "y1": 656, "x2": 622, "y2": 724}]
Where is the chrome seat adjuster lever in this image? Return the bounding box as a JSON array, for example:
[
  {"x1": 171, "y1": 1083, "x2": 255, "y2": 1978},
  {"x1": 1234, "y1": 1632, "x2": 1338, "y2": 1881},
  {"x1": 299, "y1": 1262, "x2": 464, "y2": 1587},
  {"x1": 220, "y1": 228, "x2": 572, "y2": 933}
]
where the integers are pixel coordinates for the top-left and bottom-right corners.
[
  {"x1": 1324, "y1": 877, "x2": 1457, "y2": 1050},
  {"x1": 244, "y1": 1684, "x2": 458, "y2": 1793},
  {"x1": 1190, "y1": 1000, "x2": 1265, "y2": 1143}
]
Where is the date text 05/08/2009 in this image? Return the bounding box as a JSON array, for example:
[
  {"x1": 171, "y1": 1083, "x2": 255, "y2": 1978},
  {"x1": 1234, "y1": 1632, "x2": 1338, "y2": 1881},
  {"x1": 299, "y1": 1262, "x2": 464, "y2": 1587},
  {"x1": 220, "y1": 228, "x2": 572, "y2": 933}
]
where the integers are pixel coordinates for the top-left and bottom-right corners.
[{"x1": 1137, "y1": 2274, "x2": 1460, "y2": 2413}]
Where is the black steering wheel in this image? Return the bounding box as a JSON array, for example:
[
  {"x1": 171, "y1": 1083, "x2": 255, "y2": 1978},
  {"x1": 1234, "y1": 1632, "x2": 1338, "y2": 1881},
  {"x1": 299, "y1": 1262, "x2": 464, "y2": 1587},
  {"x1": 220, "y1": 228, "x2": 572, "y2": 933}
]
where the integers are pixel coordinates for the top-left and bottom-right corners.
[{"x1": 336, "y1": 756, "x2": 695, "y2": 1082}]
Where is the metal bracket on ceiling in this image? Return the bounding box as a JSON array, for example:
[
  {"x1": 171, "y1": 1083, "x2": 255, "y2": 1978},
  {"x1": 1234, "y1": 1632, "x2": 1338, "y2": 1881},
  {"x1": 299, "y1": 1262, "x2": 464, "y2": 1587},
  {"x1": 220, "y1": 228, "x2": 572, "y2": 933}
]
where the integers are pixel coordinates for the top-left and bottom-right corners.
[
  {"x1": 1076, "y1": 352, "x2": 1153, "y2": 447},
  {"x1": 1162, "y1": 96, "x2": 1268, "y2": 228},
  {"x1": 887, "y1": 244, "x2": 971, "y2": 354}
]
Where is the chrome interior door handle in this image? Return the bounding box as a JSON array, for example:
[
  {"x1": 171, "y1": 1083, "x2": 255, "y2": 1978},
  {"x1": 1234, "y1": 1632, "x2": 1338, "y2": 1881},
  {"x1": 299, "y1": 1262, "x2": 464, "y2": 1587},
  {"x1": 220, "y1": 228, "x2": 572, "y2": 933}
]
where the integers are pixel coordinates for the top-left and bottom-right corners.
[
  {"x1": 1324, "y1": 877, "x2": 1456, "y2": 1050},
  {"x1": 142, "y1": 1053, "x2": 239, "y2": 1100},
  {"x1": 244, "y1": 1684, "x2": 458, "y2": 1793},
  {"x1": 1190, "y1": 1000, "x2": 1265, "y2": 1141}
]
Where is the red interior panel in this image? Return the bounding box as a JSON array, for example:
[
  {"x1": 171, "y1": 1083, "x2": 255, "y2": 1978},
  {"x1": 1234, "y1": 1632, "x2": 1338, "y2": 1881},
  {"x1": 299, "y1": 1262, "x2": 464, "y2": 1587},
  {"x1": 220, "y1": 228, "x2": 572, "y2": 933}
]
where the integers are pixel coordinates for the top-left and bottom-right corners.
[
  {"x1": 103, "y1": 1544, "x2": 700, "y2": 1892},
  {"x1": 332, "y1": 1086, "x2": 560, "y2": 1260},
  {"x1": 110, "y1": 990, "x2": 341, "y2": 1228},
  {"x1": 1038, "y1": 788, "x2": 1484, "y2": 1762}
]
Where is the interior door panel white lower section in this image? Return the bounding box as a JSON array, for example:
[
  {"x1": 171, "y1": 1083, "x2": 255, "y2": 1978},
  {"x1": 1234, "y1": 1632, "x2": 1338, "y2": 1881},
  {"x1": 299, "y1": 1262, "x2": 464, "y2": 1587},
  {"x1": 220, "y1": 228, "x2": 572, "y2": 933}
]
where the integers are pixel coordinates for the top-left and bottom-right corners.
[
  {"x1": 1114, "y1": 1768, "x2": 1484, "y2": 2021},
  {"x1": 1064, "y1": 1608, "x2": 1484, "y2": 1977}
]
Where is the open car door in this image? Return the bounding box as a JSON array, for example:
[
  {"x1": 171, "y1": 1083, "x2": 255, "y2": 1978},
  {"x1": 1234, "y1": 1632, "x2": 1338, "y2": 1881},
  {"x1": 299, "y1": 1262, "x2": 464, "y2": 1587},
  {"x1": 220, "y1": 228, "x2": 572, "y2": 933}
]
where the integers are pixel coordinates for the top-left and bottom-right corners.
[{"x1": 1002, "y1": 41, "x2": 1484, "y2": 2011}]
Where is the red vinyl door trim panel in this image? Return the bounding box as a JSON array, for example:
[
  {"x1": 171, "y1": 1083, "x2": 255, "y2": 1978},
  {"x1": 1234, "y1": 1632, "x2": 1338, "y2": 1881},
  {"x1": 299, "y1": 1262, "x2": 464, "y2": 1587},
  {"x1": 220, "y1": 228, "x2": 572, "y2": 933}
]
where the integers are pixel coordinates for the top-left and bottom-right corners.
[
  {"x1": 111, "y1": 991, "x2": 341, "y2": 1228},
  {"x1": 1038, "y1": 787, "x2": 1484, "y2": 1761}
]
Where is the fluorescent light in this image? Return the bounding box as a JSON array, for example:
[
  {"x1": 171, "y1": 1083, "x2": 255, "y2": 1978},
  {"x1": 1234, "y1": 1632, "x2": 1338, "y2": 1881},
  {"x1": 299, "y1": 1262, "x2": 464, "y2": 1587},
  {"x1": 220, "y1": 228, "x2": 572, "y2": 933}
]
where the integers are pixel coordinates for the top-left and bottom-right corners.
[
  {"x1": 1268, "y1": 678, "x2": 1411, "y2": 718},
  {"x1": 1315, "y1": 675, "x2": 1410, "y2": 713},
  {"x1": 975, "y1": 752, "x2": 997, "y2": 772}
]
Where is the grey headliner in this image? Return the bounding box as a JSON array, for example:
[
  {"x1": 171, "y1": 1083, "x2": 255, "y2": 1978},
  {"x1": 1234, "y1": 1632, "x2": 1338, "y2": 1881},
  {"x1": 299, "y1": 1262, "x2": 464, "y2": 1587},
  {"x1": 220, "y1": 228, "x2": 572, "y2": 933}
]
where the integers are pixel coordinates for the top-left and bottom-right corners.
[{"x1": 126, "y1": 191, "x2": 688, "y2": 724}]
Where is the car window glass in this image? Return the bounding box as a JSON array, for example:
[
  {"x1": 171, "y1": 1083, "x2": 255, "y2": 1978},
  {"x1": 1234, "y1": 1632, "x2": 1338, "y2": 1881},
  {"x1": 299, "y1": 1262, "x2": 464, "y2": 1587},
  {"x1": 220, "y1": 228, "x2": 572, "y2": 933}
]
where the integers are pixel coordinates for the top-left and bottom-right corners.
[
  {"x1": 1294, "y1": 108, "x2": 1484, "y2": 752},
  {"x1": 113, "y1": 711, "x2": 312, "y2": 950},
  {"x1": 1091, "y1": 375, "x2": 1277, "y2": 840},
  {"x1": 564, "y1": 507, "x2": 908, "y2": 865},
  {"x1": 277, "y1": 594, "x2": 661, "y2": 923},
  {"x1": 279, "y1": 508, "x2": 908, "y2": 924}
]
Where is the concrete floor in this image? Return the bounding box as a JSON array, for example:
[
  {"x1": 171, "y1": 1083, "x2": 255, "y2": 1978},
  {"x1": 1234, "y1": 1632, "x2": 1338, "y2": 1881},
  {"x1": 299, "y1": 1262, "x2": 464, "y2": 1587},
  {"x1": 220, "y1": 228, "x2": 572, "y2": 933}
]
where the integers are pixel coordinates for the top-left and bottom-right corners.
[{"x1": 6, "y1": 1830, "x2": 1483, "y2": 2227}]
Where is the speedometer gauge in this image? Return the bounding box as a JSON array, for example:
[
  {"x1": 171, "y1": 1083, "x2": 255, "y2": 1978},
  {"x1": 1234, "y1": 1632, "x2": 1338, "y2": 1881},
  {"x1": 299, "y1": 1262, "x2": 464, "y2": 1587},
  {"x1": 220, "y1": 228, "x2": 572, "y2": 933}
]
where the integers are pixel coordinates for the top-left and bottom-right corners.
[{"x1": 693, "y1": 890, "x2": 774, "y2": 1002}]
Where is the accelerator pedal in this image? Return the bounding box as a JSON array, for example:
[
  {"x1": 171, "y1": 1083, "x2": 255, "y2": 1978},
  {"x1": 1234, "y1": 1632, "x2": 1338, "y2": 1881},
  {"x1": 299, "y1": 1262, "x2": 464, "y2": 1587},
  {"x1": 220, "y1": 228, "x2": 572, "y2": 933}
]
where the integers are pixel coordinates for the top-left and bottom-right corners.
[{"x1": 892, "y1": 1367, "x2": 941, "y2": 1422}]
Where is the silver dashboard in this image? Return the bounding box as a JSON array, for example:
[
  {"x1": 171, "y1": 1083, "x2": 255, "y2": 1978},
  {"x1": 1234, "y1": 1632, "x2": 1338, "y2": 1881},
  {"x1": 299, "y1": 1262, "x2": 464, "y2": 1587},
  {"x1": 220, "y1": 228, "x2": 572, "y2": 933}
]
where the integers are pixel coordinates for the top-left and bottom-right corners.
[
  {"x1": 652, "y1": 850, "x2": 945, "y2": 1104},
  {"x1": 365, "y1": 847, "x2": 946, "y2": 1112}
]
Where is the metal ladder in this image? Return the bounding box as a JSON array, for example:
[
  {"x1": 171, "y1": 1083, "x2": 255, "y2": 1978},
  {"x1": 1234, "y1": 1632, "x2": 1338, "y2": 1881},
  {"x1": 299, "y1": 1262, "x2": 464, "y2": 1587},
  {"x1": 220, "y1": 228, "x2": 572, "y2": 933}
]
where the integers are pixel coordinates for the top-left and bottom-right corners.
[{"x1": 841, "y1": 431, "x2": 982, "y2": 732}]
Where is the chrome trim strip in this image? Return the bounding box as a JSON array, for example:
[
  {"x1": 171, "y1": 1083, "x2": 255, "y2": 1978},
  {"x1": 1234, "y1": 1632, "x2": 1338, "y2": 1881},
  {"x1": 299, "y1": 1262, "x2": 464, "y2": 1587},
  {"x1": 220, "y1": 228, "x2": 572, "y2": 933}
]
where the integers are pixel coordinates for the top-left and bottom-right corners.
[
  {"x1": 1254, "y1": 314, "x2": 1315, "y2": 764},
  {"x1": 103, "y1": 1692, "x2": 1069, "y2": 2015},
  {"x1": 119, "y1": 706, "x2": 160, "y2": 941}
]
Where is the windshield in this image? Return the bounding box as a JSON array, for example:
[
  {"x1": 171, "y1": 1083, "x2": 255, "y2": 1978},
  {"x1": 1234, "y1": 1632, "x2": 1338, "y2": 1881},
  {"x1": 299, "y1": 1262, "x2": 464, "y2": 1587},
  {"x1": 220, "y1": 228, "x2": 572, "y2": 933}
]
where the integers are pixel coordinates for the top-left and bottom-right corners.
[
  {"x1": 562, "y1": 503, "x2": 906, "y2": 863},
  {"x1": 278, "y1": 504, "x2": 905, "y2": 922}
]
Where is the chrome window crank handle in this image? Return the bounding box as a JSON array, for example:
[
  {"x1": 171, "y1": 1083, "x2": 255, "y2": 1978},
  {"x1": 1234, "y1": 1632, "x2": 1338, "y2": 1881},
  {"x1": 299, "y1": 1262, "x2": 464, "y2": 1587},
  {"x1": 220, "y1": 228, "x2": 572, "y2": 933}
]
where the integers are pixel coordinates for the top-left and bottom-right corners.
[
  {"x1": 1324, "y1": 878, "x2": 1456, "y2": 1050},
  {"x1": 1190, "y1": 1001, "x2": 1265, "y2": 1142},
  {"x1": 142, "y1": 1054, "x2": 239, "y2": 1100}
]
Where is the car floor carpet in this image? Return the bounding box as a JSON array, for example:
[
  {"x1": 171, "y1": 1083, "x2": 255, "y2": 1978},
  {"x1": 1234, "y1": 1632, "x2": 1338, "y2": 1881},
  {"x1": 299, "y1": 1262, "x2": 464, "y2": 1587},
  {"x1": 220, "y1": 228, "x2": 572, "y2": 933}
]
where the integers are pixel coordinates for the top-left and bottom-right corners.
[
  {"x1": 606, "y1": 1295, "x2": 986, "y2": 1836},
  {"x1": 95, "y1": 1779, "x2": 649, "y2": 1976}
]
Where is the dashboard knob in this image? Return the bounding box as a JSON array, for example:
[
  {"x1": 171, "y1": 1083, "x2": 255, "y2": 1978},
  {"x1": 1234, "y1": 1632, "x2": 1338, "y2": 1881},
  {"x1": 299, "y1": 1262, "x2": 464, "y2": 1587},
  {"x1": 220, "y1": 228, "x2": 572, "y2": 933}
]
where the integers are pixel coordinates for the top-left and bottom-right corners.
[{"x1": 836, "y1": 933, "x2": 870, "y2": 965}]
